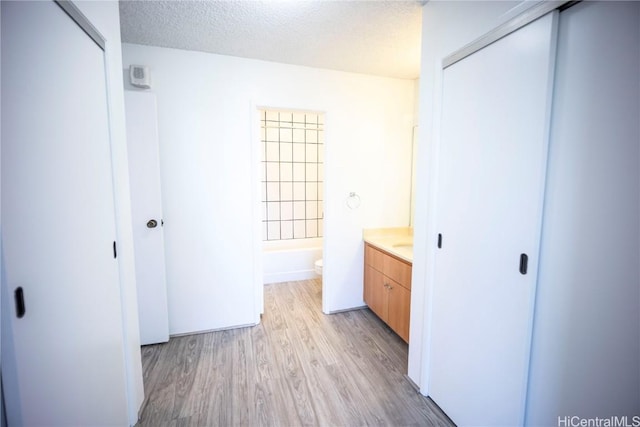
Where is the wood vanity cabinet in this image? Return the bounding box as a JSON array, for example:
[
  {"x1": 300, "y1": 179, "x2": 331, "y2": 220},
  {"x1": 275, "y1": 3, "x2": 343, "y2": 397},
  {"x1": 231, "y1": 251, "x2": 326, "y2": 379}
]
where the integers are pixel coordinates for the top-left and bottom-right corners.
[{"x1": 364, "y1": 243, "x2": 412, "y2": 343}]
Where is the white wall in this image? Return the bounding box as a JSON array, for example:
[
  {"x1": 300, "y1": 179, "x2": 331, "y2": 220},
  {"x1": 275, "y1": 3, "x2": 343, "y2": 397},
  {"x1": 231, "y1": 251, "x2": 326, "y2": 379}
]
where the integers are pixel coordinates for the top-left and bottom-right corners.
[
  {"x1": 121, "y1": 43, "x2": 415, "y2": 333},
  {"x1": 410, "y1": 0, "x2": 523, "y2": 389},
  {"x1": 74, "y1": 2, "x2": 144, "y2": 424}
]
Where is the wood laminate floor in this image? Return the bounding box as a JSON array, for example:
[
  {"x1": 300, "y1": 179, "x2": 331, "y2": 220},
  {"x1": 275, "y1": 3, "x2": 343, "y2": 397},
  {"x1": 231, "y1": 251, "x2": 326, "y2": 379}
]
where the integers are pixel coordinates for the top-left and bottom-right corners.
[{"x1": 137, "y1": 279, "x2": 453, "y2": 427}]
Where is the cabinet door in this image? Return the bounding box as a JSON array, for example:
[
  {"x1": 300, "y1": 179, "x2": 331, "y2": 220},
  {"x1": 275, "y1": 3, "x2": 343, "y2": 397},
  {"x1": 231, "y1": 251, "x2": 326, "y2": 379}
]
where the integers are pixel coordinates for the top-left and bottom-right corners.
[
  {"x1": 386, "y1": 278, "x2": 411, "y2": 343},
  {"x1": 364, "y1": 265, "x2": 387, "y2": 321},
  {"x1": 429, "y1": 12, "x2": 558, "y2": 426}
]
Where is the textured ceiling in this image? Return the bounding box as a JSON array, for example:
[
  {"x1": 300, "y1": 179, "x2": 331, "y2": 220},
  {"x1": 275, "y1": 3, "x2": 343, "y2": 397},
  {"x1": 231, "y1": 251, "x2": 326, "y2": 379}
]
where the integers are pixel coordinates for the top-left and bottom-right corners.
[{"x1": 119, "y1": 0, "x2": 423, "y2": 79}]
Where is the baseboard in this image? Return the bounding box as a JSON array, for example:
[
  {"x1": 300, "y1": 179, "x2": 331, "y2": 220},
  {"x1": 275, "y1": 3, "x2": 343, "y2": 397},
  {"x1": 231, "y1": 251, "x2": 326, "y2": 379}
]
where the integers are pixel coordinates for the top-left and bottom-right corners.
[
  {"x1": 327, "y1": 305, "x2": 368, "y2": 314},
  {"x1": 169, "y1": 322, "x2": 258, "y2": 338},
  {"x1": 404, "y1": 374, "x2": 420, "y2": 392}
]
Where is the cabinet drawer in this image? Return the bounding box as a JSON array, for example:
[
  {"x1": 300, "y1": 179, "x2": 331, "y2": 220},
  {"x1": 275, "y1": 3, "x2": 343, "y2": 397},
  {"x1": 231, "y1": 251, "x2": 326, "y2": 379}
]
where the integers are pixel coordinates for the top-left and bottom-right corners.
[
  {"x1": 364, "y1": 244, "x2": 384, "y2": 270},
  {"x1": 383, "y1": 254, "x2": 412, "y2": 290}
]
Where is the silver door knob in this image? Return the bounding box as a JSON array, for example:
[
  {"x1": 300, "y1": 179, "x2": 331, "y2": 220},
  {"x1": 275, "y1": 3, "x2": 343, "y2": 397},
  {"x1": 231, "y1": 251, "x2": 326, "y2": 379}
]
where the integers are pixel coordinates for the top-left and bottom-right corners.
[{"x1": 146, "y1": 219, "x2": 158, "y2": 228}]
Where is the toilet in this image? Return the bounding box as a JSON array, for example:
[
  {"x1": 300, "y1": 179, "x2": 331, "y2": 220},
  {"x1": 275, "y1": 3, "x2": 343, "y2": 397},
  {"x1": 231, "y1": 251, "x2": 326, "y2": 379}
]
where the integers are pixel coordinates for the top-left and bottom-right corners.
[{"x1": 314, "y1": 259, "x2": 323, "y2": 276}]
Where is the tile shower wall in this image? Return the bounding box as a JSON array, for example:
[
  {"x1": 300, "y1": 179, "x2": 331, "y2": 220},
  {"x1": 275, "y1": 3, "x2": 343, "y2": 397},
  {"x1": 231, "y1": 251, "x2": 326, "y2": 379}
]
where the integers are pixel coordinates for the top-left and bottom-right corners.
[{"x1": 260, "y1": 110, "x2": 324, "y2": 241}]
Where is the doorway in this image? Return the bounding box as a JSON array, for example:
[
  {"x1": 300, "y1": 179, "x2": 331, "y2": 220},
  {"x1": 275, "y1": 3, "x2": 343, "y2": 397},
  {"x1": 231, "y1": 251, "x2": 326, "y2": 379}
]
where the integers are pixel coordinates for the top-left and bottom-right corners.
[{"x1": 254, "y1": 108, "x2": 326, "y2": 315}]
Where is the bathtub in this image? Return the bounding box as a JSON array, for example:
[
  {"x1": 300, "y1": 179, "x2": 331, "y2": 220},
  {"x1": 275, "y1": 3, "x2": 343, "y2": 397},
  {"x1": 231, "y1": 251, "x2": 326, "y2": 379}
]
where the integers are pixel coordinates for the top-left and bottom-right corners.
[{"x1": 263, "y1": 238, "x2": 323, "y2": 284}]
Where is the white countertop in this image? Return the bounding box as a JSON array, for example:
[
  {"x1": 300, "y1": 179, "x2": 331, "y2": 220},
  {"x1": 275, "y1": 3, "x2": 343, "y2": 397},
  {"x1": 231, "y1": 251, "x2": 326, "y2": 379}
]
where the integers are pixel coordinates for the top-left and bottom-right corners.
[{"x1": 363, "y1": 227, "x2": 413, "y2": 264}]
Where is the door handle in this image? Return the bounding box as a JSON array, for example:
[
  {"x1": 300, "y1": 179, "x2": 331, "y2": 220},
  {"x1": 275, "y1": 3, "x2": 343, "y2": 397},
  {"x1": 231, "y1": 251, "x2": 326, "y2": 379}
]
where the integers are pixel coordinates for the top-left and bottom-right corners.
[
  {"x1": 15, "y1": 287, "x2": 25, "y2": 318},
  {"x1": 519, "y1": 253, "x2": 528, "y2": 275},
  {"x1": 147, "y1": 219, "x2": 158, "y2": 228}
]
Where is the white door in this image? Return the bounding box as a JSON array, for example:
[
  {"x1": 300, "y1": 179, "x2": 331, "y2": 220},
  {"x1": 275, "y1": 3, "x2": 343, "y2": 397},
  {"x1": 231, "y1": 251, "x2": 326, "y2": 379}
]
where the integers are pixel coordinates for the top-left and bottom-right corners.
[
  {"x1": 526, "y1": 2, "x2": 640, "y2": 423},
  {"x1": 124, "y1": 91, "x2": 170, "y2": 345},
  {"x1": 1, "y1": 2, "x2": 129, "y2": 425},
  {"x1": 429, "y1": 13, "x2": 558, "y2": 426}
]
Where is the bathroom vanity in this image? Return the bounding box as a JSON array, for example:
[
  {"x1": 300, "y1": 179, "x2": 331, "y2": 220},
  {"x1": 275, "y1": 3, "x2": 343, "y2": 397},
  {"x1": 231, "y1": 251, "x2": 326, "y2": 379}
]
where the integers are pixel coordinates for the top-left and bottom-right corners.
[{"x1": 363, "y1": 228, "x2": 413, "y2": 343}]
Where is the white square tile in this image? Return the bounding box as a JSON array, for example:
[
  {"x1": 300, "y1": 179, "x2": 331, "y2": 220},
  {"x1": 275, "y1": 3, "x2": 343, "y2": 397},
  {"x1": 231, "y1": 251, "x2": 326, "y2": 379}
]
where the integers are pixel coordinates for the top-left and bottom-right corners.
[
  {"x1": 293, "y1": 182, "x2": 305, "y2": 200},
  {"x1": 292, "y1": 112, "x2": 305, "y2": 123},
  {"x1": 306, "y1": 220, "x2": 318, "y2": 237},
  {"x1": 293, "y1": 220, "x2": 306, "y2": 238},
  {"x1": 266, "y1": 162, "x2": 279, "y2": 181},
  {"x1": 260, "y1": 163, "x2": 266, "y2": 181},
  {"x1": 266, "y1": 111, "x2": 279, "y2": 121},
  {"x1": 267, "y1": 202, "x2": 280, "y2": 220},
  {"x1": 266, "y1": 182, "x2": 280, "y2": 201},
  {"x1": 318, "y1": 182, "x2": 324, "y2": 200},
  {"x1": 293, "y1": 143, "x2": 305, "y2": 162},
  {"x1": 293, "y1": 128, "x2": 305, "y2": 142},
  {"x1": 261, "y1": 202, "x2": 267, "y2": 221},
  {"x1": 280, "y1": 128, "x2": 292, "y2": 143},
  {"x1": 318, "y1": 114, "x2": 325, "y2": 125},
  {"x1": 293, "y1": 201, "x2": 305, "y2": 219},
  {"x1": 318, "y1": 147, "x2": 324, "y2": 163},
  {"x1": 281, "y1": 221, "x2": 293, "y2": 239},
  {"x1": 280, "y1": 142, "x2": 292, "y2": 161},
  {"x1": 261, "y1": 183, "x2": 267, "y2": 201},
  {"x1": 318, "y1": 163, "x2": 324, "y2": 181},
  {"x1": 293, "y1": 163, "x2": 305, "y2": 181},
  {"x1": 266, "y1": 127, "x2": 279, "y2": 142},
  {"x1": 280, "y1": 182, "x2": 293, "y2": 201},
  {"x1": 279, "y1": 112, "x2": 292, "y2": 122},
  {"x1": 306, "y1": 182, "x2": 318, "y2": 200},
  {"x1": 318, "y1": 130, "x2": 324, "y2": 143},
  {"x1": 267, "y1": 222, "x2": 281, "y2": 240},
  {"x1": 305, "y1": 114, "x2": 318, "y2": 125},
  {"x1": 306, "y1": 129, "x2": 318, "y2": 143},
  {"x1": 281, "y1": 201, "x2": 293, "y2": 220},
  {"x1": 280, "y1": 163, "x2": 293, "y2": 181},
  {"x1": 306, "y1": 144, "x2": 318, "y2": 162},
  {"x1": 318, "y1": 220, "x2": 323, "y2": 237},
  {"x1": 262, "y1": 222, "x2": 268, "y2": 240},
  {"x1": 305, "y1": 163, "x2": 318, "y2": 181},
  {"x1": 306, "y1": 201, "x2": 318, "y2": 218},
  {"x1": 266, "y1": 142, "x2": 279, "y2": 161},
  {"x1": 260, "y1": 126, "x2": 266, "y2": 142}
]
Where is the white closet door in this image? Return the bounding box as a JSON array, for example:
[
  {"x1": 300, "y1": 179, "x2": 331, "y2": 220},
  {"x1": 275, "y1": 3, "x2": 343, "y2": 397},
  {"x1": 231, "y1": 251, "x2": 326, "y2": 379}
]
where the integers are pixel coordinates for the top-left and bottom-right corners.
[
  {"x1": 429, "y1": 13, "x2": 558, "y2": 426},
  {"x1": 1, "y1": 2, "x2": 129, "y2": 425},
  {"x1": 526, "y1": 2, "x2": 640, "y2": 423},
  {"x1": 125, "y1": 91, "x2": 170, "y2": 345}
]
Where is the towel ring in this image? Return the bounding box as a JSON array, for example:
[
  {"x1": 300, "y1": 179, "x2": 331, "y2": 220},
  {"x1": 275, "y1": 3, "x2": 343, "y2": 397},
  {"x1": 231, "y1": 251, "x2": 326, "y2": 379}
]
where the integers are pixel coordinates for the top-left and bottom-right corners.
[{"x1": 346, "y1": 192, "x2": 361, "y2": 209}]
